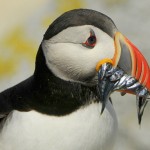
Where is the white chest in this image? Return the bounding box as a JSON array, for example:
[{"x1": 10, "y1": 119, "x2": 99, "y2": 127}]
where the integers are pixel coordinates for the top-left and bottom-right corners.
[{"x1": 0, "y1": 101, "x2": 118, "y2": 150}]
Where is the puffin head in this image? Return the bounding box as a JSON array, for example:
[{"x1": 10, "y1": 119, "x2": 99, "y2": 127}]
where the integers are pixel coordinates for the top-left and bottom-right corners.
[
  {"x1": 36, "y1": 9, "x2": 150, "y2": 93},
  {"x1": 40, "y1": 9, "x2": 117, "y2": 86}
]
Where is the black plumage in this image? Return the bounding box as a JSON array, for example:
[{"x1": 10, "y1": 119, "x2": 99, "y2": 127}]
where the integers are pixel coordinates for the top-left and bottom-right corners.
[{"x1": 44, "y1": 9, "x2": 117, "y2": 40}]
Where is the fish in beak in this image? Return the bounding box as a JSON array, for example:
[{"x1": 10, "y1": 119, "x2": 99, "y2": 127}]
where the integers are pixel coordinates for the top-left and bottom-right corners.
[{"x1": 96, "y1": 32, "x2": 150, "y2": 124}]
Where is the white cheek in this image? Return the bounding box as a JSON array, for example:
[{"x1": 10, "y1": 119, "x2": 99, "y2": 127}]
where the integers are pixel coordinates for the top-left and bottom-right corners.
[
  {"x1": 42, "y1": 25, "x2": 115, "y2": 83},
  {"x1": 42, "y1": 41, "x2": 96, "y2": 82}
]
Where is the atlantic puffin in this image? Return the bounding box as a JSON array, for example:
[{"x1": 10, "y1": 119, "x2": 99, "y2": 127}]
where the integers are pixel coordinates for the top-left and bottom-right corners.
[{"x1": 0, "y1": 9, "x2": 148, "y2": 150}]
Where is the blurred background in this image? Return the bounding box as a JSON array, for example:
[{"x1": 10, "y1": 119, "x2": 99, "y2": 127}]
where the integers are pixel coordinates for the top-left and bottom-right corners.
[{"x1": 0, "y1": 0, "x2": 150, "y2": 149}]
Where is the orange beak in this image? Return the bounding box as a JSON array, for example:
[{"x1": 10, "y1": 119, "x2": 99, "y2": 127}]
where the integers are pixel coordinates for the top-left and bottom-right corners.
[
  {"x1": 113, "y1": 32, "x2": 150, "y2": 91},
  {"x1": 96, "y1": 32, "x2": 150, "y2": 93}
]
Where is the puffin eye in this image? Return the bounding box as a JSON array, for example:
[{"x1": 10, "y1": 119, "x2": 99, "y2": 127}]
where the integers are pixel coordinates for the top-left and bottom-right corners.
[{"x1": 83, "y1": 35, "x2": 96, "y2": 48}]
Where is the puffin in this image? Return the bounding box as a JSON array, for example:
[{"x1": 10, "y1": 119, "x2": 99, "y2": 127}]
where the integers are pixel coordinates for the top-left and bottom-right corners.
[{"x1": 0, "y1": 9, "x2": 149, "y2": 150}]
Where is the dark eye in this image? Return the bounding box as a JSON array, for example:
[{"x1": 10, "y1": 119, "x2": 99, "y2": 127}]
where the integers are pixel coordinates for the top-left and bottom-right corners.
[{"x1": 83, "y1": 35, "x2": 96, "y2": 48}]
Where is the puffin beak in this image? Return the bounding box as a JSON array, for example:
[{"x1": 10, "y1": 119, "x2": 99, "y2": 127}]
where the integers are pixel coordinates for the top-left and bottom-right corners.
[
  {"x1": 113, "y1": 32, "x2": 150, "y2": 90},
  {"x1": 96, "y1": 32, "x2": 150, "y2": 123}
]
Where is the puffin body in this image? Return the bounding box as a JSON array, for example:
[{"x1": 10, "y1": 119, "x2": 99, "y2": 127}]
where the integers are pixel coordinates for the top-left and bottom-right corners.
[
  {"x1": 0, "y1": 102, "x2": 117, "y2": 150},
  {"x1": 0, "y1": 9, "x2": 119, "y2": 150}
]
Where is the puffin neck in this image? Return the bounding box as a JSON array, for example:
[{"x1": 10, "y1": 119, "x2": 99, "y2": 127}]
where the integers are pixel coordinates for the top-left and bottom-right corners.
[
  {"x1": 0, "y1": 45, "x2": 100, "y2": 116},
  {"x1": 31, "y1": 45, "x2": 99, "y2": 116}
]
